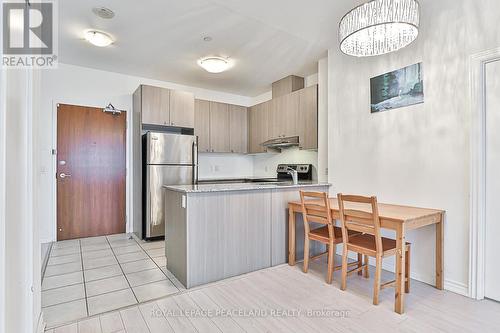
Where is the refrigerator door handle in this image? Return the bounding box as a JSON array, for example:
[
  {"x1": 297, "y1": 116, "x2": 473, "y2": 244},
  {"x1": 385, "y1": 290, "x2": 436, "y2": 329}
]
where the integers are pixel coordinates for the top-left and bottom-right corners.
[
  {"x1": 149, "y1": 191, "x2": 153, "y2": 226},
  {"x1": 192, "y1": 139, "x2": 198, "y2": 184}
]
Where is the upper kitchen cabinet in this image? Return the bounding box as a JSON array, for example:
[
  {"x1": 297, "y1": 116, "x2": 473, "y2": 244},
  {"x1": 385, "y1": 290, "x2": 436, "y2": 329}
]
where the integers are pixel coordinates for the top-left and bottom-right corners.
[
  {"x1": 229, "y1": 105, "x2": 248, "y2": 154},
  {"x1": 137, "y1": 85, "x2": 194, "y2": 128},
  {"x1": 140, "y1": 85, "x2": 170, "y2": 126},
  {"x1": 298, "y1": 85, "x2": 318, "y2": 149},
  {"x1": 249, "y1": 102, "x2": 269, "y2": 153},
  {"x1": 194, "y1": 99, "x2": 210, "y2": 152},
  {"x1": 209, "y1": 102, "x2": 230, "y2": 153},
  {"x1": 169, "y1": 90, "x2": 195, "y2": 128},
  {"x1": 269, "y1": 91, "x2": 299, "y2": 139}
]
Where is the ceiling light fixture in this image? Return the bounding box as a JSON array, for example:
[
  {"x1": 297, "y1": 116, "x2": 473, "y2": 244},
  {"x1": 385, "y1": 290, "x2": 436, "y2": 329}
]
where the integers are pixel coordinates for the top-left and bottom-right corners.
[
  {"x1": 84, "y1": 30, "x2": 114, "y2": 47},
  {"x1": 339, "y1": 0, "x2": 420, "y2": 57},
  {"x1": 198, "y1": 56, "x2": 231, "y2": 73}
]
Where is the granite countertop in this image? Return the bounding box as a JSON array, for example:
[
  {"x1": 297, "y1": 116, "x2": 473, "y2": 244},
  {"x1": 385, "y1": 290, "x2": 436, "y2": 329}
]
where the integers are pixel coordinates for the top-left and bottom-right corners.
[
  {"x1": 163, "y1": 181, "x2": 331, "y2": 193},
  {"x1": 197, "y1": 176, "x2": 277, "y2": 182}
]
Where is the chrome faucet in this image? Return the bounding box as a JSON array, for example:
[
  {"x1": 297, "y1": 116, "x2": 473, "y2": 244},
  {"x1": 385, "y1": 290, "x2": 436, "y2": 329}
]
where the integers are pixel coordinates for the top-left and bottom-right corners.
[{"x1": 286, "y1": 167, "x2": 299, "y2": 185}]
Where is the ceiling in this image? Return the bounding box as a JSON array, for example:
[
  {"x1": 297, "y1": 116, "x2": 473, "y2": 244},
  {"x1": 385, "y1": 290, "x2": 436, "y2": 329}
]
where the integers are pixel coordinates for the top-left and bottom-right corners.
[{"x1": 58, "y1": 0, "x2": 355, "y2": 96}]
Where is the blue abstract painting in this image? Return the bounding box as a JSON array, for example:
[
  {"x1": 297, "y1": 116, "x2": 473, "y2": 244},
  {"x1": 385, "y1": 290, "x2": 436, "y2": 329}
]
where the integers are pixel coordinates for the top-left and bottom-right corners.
[{"x1": 370, "y1": 63, "x2": 424, "y2": 113}]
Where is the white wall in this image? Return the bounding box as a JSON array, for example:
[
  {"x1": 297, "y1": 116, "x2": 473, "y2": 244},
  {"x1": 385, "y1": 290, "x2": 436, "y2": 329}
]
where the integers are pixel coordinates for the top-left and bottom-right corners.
[
  {"x1": 38, "y1": 63, "x2": 254, "y2": 242},
  {"x1": 328, "y1": 0, "x2": 500, "y2": 295},
  {"x1": 317, "y1": 57, "x2": 328, "y2": 182},
  {"x1": 3, "y1": 68, "x2": 40, "y2": 332},
  {"x1": 0, "y1": 52, "x2": 5, "y2": 333}
]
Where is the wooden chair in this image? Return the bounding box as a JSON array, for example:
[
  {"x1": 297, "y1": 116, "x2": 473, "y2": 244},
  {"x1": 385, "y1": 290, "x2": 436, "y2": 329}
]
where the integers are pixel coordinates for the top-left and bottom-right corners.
[
  {"x1": 337, "y1": 193, "x2": 411, "y2": 305},
  {"x1": 299, "y1": 191, "x2": 362, "y2": 284}
]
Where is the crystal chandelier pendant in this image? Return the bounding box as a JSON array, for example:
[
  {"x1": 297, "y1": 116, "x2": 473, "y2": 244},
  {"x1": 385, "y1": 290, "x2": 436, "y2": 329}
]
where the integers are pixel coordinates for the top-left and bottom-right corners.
[{"x1": 339, "y1": 0, "x2": 420, "y2": 57}]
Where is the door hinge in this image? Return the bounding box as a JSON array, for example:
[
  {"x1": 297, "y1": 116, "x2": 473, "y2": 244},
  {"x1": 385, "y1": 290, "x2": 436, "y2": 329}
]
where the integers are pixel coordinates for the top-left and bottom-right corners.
[{"x1": 52, "y1": 149, "x2": 57, "y2": 155}]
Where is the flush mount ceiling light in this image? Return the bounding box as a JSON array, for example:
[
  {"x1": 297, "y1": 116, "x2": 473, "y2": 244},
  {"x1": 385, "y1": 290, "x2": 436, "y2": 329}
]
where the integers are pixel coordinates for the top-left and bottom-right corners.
[
  {"x1": 339, "y1": 0, "x2": 420, "y2": 57},
  {"x1": 84, "y1": 30, "x2": 114, "y2": 47},
  {"x1": 198, "y1": 56, "x2": 231, "y2": 73}
]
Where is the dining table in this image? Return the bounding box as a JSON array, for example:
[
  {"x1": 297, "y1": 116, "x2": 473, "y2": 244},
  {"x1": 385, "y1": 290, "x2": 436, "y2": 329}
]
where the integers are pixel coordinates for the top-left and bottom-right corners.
[{"x1": 287, "y1": 198, "x2": 445, "y2": 314}]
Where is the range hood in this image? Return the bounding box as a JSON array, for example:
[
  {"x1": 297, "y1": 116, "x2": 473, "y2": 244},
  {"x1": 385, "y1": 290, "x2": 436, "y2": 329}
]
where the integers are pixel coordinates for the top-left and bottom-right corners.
[{"x1": 261, "y1": 136, "x2": 299, "y2": 150}]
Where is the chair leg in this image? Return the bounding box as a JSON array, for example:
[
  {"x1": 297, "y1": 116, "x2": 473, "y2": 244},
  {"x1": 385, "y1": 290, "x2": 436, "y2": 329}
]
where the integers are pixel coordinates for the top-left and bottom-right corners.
[
  {"x1": 373, "y1": 255, "x2": 382, "y2": 305},
  {"x1": 326, "y1": 242, "x2": 335, "y2": 284},
  {"x1": 357, "y1": 253, "x2": 363, "y2": 276},
  {"x1": 341, "y1": 246, "x2": 348, "y2": 290},
  {"x1": 405, "y1": 246, "x2": 411, "y2": 293},
  {"x1": 363, "y1": 255, "x2": 370, "y2": 278},
  {"x1": 303, "y1": 236, "x2": 310, "y2": 273}
]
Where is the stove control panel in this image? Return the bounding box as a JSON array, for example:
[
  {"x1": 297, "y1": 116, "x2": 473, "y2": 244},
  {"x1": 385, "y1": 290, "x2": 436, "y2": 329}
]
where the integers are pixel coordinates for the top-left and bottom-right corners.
[{"x1": 276, "y1": 164, "x2": 313, "y2": 180}]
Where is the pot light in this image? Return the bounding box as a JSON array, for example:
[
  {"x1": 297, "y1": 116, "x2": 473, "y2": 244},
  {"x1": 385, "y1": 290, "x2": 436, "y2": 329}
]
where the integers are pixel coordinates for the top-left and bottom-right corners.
[
  {"x1": 92, "y1": 7, "x2": 115, "y2": 19},
  {"x1": 84, "y1": 30, "x2": 114, "y2": 47},
  {"x1": 198, "y1": 56, "x2": 231, "y2": 73}
]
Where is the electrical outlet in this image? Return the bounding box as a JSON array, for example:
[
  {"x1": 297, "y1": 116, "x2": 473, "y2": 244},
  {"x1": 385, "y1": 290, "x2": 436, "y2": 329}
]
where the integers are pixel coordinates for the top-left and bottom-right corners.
[{"x1": 325, "y1": 167, "x2": 328, "y2": 175}]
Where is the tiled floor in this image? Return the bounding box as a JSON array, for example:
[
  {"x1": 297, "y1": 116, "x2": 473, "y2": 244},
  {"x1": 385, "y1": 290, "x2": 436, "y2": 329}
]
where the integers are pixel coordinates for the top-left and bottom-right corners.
[
  {"x1": 44, "y1": 256, "x2": 500, "y2": 333},
  {"x1": 42, "y1": 233, "x2": 183, "y2": 328}
]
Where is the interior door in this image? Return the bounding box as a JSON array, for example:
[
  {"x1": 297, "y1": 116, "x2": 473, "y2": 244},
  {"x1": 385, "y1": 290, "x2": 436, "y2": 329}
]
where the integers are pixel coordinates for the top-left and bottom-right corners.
[
  {"x1": 485, "y1": 59, "x2": 500, "y2": 302},
  {"x1": 57, "y1": 104, "x2": 126, "y2": 240}
]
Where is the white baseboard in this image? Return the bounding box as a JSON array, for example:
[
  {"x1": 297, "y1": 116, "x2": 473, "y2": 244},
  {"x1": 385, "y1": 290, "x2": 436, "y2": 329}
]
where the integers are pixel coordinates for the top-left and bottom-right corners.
[
  {"x1": 339, "y1": 250, "x2": 469, "y2": 297},
  {"x1": 444, "y1": 279, "x2": 469, "y2": 296}
]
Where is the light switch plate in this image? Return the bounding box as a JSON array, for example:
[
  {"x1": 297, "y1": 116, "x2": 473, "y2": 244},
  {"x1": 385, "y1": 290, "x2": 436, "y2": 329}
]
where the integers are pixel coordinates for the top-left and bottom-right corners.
[{"x1": 181, "y1": 195, "x2": 186, "y2": 208}]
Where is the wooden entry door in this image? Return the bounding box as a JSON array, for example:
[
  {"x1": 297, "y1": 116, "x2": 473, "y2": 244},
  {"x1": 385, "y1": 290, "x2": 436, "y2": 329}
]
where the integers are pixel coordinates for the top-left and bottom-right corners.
[{"x1": 57, "y1": 104, "x2": 126, "y2": 240}]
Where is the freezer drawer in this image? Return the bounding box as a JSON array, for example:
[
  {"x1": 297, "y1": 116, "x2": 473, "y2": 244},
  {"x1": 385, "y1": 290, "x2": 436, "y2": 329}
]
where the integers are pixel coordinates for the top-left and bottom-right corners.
[
  {"x1": 145, "y1": 132, "x2": 197, "y2": 165},
  {"x1": 145, "y1": 165, "x2": 194, "y2": 238}
]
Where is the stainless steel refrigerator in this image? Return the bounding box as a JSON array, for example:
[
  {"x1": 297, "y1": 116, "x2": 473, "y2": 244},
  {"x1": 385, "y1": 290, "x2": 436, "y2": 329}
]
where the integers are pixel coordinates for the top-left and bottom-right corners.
[{"x1": 142, "y1": 132, "x2": 198, "y2": 239}]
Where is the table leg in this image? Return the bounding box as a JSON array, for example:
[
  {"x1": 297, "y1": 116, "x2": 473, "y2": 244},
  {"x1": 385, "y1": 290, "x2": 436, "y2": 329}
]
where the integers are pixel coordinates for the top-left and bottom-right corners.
[
  {"x1": 288, "y1": 205, "x2": 296, "y2": 266},
  {"x1": 395, "y1": 223, "x2": 406, "y2": 314},
  {"x1": 436, "y1": 212, "x2": 444, "y2": 290}
]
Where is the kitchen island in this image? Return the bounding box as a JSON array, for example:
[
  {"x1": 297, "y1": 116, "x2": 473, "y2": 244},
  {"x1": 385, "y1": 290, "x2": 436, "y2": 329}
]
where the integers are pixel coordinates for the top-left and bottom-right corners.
[{"x1": 164, "y1": 181, "x2": 331, "y2": 288}]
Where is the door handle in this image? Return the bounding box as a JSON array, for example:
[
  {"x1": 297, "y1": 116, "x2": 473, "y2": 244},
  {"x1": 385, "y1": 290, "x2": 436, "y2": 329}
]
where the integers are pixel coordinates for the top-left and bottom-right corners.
[{"x1": 59, "y1": 173, "x2": 72, "y2": 179}]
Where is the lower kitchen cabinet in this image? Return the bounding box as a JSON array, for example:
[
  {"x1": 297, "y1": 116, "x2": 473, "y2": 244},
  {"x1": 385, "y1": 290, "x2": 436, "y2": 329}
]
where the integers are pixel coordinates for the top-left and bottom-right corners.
[{"x1": 165, "y1": 184, "x2": 331, "y2": 288}]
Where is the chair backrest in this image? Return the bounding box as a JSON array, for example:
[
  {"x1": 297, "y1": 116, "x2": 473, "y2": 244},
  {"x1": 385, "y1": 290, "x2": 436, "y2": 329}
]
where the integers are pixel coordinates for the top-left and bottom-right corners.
[
  {"x1": 299, "y1": 191, "x2": 332, "y2": 236},
  {"x1": 337, "y1": 193, "x2": 382, "y2": 252}
]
